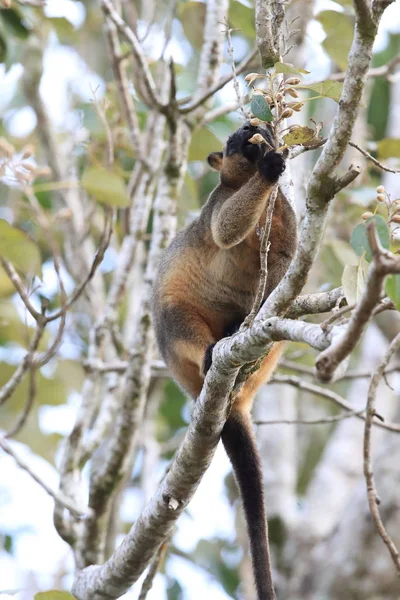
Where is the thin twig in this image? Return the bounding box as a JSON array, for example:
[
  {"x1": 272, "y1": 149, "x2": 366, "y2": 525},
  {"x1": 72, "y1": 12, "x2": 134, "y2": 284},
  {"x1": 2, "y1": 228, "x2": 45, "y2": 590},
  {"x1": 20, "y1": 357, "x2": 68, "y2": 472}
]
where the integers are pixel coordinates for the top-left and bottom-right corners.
[
  {"x1": 244, "y1": 185, "x2": 279, "y2": 326},
  {"x1": 178, "y1": 48, "x2": 258, "y2": 112},
  {"x1": 0, "y1": 317, "x2": 46, "y2": 406},
  {"x1": 349, "y1": 141, "x2": 400, "y2": 174},
  {"x1": 25, "y1": 188, "x2": 69, "y2": 367},
  {"x1": 1, "y1": 259, "x2": 41, "y2": 321},
  {"x1": 272, "y1": 374, "x2": 400, "y2": 433},
  {"x1": 319, "y1": 302, "x2": 356, "y2": 331},
  {"x1": 0, "y1": 437, "x2": 91, "y2": 519},
  {"x1": 47, "y1": 210, "x2": 113, "y2": 322},
  {"x1": 201, "y1": 97, "x2": 251, "y2": 124},
  {"x1": 280, "y1": 358, "x2": 400, "y2": 380},
  {"x1": 101, "y1": 0, "x2": 163, "y2": 110},
  {"x1": 102, "y1": 5, "x2": 144, "y2": 163},
  {"x1": 90, "y1": 87, "x2": 114, "y2": 168},
  {"x1": 224, "y1": 20, "x2": 248, "y2": 117},
  {"x1": 5, "y1": 367, "x2": 37, "y2": 438},
  {"x1": 255, "y1": 409, "x2": 364, "y2": 426},
  {"x1": 363, "y1": 332, "x2": 400, "y2": 571},
  {"x1": 330, "y1": 54, "x2": 400, "y2": 83},
  {"x1": 138, "y1": 541, "x2": 168, "y2": 600}
]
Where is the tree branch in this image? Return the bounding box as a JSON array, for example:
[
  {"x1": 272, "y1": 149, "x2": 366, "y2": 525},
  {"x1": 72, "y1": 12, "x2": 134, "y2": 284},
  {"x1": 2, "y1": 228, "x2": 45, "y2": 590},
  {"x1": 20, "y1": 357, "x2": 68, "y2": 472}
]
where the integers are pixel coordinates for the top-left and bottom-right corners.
[
  {"x1": 255, "y1": 0, "x2": 282, "y2": 68},
  {"x1": 328, "y1": 54, "x2": 400, "y2": 83},
  {"x1": 193, "y1": 0, "x2": 229, "y2": 100},
  {"x1": 0, "y1": 437, "x2": 91, "y2": 519},
  {"x1": 349, "y1": 141, "x2": 400, "y2": 173},
  {"x1": 179, "y1": 48, "x2": 257, "y2": 113},
  {"x1": 101, "y1": 0, "x2": 163, "y2": 109},
  {"x1": 258, "y1": 0, "x2": 394, "y2": 320},
  {"x1": 102, "y1": 0, "x2": 145, "y2": 163},
  {"x1": 364, "y1": 332, "x2": 400, "y2": 571},
  {"x1": 268, "y1": 374, "x2": 400, "y2": 433},
  {"x1": 286, "y1": 287, "x2": 344, "y2": 318},
  {"x1": 316, "y1": 222, "x2": 400, "y2": 382}
]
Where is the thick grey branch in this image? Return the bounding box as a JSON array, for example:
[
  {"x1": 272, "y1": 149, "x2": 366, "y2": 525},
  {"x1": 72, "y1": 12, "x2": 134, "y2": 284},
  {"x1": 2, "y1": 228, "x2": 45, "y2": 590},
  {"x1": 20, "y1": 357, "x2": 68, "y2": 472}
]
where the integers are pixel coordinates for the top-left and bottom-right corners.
[{"x1": 287, "y1": 287, "x2": 344, "y2": 318}]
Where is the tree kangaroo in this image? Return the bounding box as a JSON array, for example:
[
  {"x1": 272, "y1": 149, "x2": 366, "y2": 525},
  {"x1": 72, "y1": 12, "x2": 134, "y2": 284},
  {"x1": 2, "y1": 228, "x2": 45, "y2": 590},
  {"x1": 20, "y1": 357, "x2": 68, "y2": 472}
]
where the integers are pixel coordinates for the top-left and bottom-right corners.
[{"x1": 152, "y1": 121, "x2": 298, "y2": 599}]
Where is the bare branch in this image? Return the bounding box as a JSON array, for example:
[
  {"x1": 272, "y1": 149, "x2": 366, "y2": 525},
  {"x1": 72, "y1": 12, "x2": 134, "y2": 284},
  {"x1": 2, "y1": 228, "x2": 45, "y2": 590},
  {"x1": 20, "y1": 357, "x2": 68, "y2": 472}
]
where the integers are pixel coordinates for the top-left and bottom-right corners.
[
  {"x1": 364, "y1": 332, "x2": 400, "y2": 571},
  {"x1": 102, "y1": 2, "x2": 144, "y2": 162},
  {"x1": 47, "y1": 211, "x2": 114, "y2": 323},
  {"x1": 329, "y1": 54, "x2": 400, "y2": 83},
  {"x1": 101, "y1": 0, "x2": 163, "y2": 109},
  {"x1": 5, "y1": 367, "x2": 37, "y2": 438},
  {"x1": 271, "y1": 374, "x2": 400, "y2": 433},
  {"x1": 244, "y1": 185, "x2": 279, "y2": 326},
  {"x1": 255, "y1": 410, "x2": 363, "y2": 426},
  {"x1": 316, "y1": 222, "x2": 400, "y2": 382},
  {"x1": 72, "y1": 354, "x2": 238, "y2": 599},
  {"x1": 179, "y1": 48, "x2": 258, "y2": 113},
  {"x1": 349, "y1": 141, "x2": 400, "y2": 174},
  {"x1": 0, "y1": 437, "x2": 91, "y2": 519},
  {"x1": 201, "y1": 99, "x2": 249, "y2": 124},
  {"x1": 286, "y1": 287, "x2": 344, "y2": 318},
  {"x1": 0, "y1": 316, "x2": 46, "y2": 407},
  {"x1": 224, "y1": 20, "x2": 248, "y2": 117},
  {"x1": 138, "y1": 541, "x2": 168, "y2": 600},
  {"x1": 280, "y1": 358, "x2": 400, "y2": 380},
  {"x1": 1, "y1": 259, "x2": 41, "y2": 321},
  {"x1": 193, "y1": 0, "x2": 229, "y2": 99}
]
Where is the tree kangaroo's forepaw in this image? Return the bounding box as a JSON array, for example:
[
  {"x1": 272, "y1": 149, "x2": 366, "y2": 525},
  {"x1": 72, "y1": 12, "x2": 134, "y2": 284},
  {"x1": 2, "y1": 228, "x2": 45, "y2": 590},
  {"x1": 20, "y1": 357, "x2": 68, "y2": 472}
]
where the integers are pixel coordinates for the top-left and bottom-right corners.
[
  {"x1": 203, "y1": 343, "x2": 216, "y2": 375},
  {"x1": 259, "y1": 151, "x2": 286, "y2": 183}
]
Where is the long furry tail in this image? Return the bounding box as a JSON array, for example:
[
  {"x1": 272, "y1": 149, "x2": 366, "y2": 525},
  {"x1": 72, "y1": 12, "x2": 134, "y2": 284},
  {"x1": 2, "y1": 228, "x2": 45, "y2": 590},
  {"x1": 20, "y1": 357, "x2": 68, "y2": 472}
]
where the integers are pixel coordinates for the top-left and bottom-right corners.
[{"x1": 222, "y1": 408, "x2": 275, "y2": 600}]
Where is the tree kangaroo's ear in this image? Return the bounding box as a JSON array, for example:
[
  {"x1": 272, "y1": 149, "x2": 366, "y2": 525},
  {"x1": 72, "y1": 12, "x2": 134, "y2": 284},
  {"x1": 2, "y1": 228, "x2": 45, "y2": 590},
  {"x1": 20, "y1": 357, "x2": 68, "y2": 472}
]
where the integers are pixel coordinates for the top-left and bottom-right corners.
[{"x1": 207, "y1": 151, "x2": 223, "y2": 171}]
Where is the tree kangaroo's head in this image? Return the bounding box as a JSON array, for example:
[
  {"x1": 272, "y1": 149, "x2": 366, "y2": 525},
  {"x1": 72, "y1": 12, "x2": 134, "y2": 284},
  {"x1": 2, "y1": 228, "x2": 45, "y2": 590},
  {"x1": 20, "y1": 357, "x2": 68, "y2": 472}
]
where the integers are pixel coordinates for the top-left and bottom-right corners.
[{"x1": 207, "y1": 121, "x2": 274, "y2": 187}]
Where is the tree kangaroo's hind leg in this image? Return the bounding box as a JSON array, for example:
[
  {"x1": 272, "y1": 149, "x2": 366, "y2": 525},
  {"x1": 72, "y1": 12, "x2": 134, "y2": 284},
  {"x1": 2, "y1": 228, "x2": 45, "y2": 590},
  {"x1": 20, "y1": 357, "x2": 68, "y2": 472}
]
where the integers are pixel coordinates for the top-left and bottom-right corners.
[{"x1": 167, "y1": 307, "x2": 215, "y2": 399}]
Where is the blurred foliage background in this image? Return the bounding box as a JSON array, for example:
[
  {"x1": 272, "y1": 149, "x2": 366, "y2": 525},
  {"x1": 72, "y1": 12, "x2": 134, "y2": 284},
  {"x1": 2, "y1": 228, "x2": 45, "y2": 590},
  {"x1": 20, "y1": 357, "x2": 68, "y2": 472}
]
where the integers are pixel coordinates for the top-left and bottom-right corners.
[{"x1": 0, "y1": 0, "x2": 400, "y2": 598}]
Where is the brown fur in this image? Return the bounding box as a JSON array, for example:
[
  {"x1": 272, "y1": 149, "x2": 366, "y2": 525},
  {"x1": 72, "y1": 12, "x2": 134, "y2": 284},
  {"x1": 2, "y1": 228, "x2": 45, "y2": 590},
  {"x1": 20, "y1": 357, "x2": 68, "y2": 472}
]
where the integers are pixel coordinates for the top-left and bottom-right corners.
[{"x1": 152, "y1": 122, "x2": 298, "y2": 600}]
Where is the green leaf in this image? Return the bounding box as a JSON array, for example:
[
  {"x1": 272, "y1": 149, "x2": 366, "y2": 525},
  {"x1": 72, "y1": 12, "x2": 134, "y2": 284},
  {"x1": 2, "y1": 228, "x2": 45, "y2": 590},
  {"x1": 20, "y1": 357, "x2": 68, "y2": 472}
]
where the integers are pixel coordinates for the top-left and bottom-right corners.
[
  {"x1": 35, "y1": 592, "x2": 76, "y2": 600},
  {"x1": 0, "y1": 8, "x2": 30, "y2": 39},
  {"x1": 178, "y1": 2, "x2": 205, "y2": 49},
  {"x1": 385, "y1": 275, "x2": 400, "y2": 310},
  {"x1": 274, "y1": 62, "x2": 309, "y2": 75},
  {"x1": 188, "y1": 127, "x2": 222, "y2": 161},
  {"x1": 342, "y1": 262, "x2": 366, "y2": 305},
  {"x1": 0, "y1": 220, "x2": 41, "y2": 276},
  {"x1": 350, "y1": 215, "x2": 390, "y2": 262},
  {"x1": 250, "y1": 94, "x2": 273, "y2": 122},
  {"x1": 317, "y1": 11, "x2": 354, "y2": 70},
  {"x1": 81, "y1": 166, "x2": 130, "y2": 207},
  {"x1": 283, "y1": 126, "x2": 316, "y2": 146},
  {"x1": 228, "y1": 0, "x2": 255, "y2": 38},
  {"x1": 297, "y1": 80, "x2": 343, "y2": 102},
  {"x1": 377, "y1": 138, "x2": 400, "y2": 159}
]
